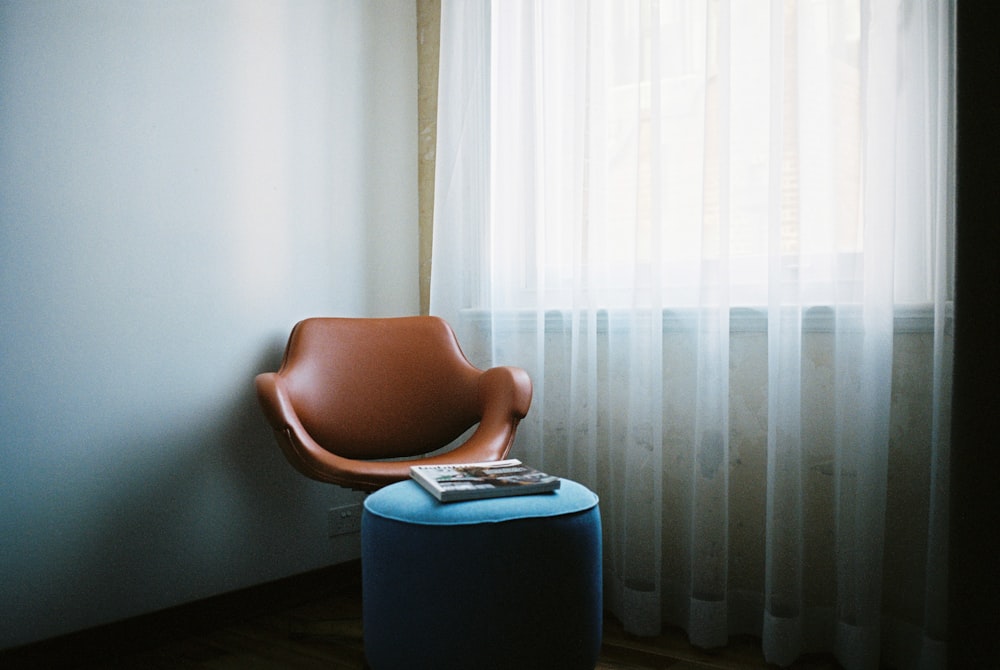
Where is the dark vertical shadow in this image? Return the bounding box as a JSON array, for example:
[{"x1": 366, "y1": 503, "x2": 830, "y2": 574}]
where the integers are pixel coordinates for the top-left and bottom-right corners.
[{"x1": 948, "y1": 2, "x2": 1000, "y2": 667}]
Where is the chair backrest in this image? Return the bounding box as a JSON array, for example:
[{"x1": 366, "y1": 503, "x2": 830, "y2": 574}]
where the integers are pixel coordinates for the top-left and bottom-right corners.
[{"x1": 275, "y1": 316, "x2": 484, "y2": 460}]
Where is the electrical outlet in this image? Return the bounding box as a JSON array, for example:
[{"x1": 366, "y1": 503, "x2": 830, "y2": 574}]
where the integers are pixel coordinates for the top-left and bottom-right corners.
[{"x1": 328, "y1": 503, "x2": 363, "y2": 536}]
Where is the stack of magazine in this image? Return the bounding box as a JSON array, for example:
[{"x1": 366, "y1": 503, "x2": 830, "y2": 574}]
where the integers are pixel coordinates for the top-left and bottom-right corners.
[{"x1": 409, "y1": 459, "x2": 560, "y2": 502}]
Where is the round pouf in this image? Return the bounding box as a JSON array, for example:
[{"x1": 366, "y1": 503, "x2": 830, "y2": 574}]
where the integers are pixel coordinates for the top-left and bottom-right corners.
[{"x1": 361, "y1": 479, "x2": 602, "y2": 670}]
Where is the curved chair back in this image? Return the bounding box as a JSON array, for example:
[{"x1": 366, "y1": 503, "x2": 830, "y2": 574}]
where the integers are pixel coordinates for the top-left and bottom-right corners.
[{"x1": 255, "y1": 316, "x2": 532, "y2": 491}]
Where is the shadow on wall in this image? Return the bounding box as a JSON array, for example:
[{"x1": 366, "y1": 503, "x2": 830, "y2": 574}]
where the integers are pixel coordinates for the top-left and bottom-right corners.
[{"x1": 13, "y1": 337, "x2": 342, "y2": 647}]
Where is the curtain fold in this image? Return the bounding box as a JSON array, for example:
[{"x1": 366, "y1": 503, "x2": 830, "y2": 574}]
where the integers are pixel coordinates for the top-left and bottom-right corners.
[{"x1": 430, "y1": 2, "x2": 954, "y2": 668}]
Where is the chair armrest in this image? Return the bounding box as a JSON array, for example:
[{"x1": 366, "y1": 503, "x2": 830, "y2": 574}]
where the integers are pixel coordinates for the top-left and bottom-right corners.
[
  {"x1": 438, "y1": 365, "x2": 533, "y2": 463},
  {"x1": 254, "y1": 372, "x2": 295, "y2": 431},
  {"x1": 479, "y1": 365, "x2": 532, "y2": 420}
]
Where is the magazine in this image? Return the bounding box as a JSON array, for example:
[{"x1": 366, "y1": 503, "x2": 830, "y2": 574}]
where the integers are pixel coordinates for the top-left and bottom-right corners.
[{"x1": 409, "y1": 459, "x2": 560, "y2": 502}]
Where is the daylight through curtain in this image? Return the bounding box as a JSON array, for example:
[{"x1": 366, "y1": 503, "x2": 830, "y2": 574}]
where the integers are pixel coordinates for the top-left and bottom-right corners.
[{"x1": 430, "y1": 2, "x2": 954, "y2": 668}]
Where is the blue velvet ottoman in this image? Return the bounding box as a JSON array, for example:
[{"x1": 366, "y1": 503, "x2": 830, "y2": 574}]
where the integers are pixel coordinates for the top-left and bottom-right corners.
[{"x1": 361, "y1": 478, "x2": 602, "y2": 670}]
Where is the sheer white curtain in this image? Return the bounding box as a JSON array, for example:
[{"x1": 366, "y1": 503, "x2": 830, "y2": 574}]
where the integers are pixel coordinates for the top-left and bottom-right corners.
[{"x1": 430, "y1": 1, "x2": 954, "y2": 668}]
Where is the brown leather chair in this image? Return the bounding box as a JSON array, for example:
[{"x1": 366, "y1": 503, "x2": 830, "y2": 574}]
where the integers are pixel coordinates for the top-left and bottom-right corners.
[{"x1": 255, "y1": 316, "x2": 533, "y2": 491}]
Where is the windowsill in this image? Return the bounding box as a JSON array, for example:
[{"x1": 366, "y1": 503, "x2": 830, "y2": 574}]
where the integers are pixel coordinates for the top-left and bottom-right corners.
[{"x1": 459, "y1": 303, "x2": 954, "y2": 335}]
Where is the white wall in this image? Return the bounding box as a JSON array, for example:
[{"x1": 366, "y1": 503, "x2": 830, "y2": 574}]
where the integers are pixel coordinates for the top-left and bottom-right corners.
[{"x1": 0, "y1": 0, "x2": 418, "y2": 649}]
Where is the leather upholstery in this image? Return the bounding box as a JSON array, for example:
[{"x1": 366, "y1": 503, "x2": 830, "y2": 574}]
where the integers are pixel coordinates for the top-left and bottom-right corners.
[{"x1": 255, "y1": 316, "x2": 532, "y2": 491}]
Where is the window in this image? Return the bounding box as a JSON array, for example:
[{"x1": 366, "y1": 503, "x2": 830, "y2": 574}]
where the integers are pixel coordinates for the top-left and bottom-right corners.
[{"x1": 482, "y1": 0, "x2": 946, "y2": 312}]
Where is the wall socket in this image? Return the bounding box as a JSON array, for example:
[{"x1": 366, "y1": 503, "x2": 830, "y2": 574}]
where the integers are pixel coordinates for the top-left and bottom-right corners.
[{"x1": 328, "y1": 503, "x2": 363, "y2": 536}]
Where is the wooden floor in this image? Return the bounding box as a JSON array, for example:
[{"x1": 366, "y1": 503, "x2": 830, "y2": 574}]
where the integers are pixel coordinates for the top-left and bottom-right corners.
[{"x1": 2, "y1": 560, "x2": 842, "y2": 669}]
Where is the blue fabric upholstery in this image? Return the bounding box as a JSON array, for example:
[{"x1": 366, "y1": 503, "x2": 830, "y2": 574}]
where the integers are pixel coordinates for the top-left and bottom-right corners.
[
  {"x1": 364, "y1": 478, "x2": 598, "y2": 525},
  {"x1": 362, "y1": 479, "x2": 602, "y2": 670}
]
